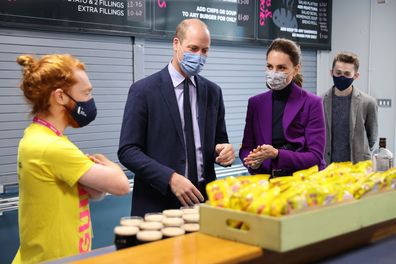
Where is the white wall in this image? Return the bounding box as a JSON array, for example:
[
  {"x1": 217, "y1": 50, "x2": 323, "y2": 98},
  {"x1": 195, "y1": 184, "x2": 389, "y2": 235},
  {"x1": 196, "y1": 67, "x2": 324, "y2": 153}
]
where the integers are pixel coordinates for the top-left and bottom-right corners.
[{"x1": 317, "y1": 0, "x2": 396, "y2": 153}]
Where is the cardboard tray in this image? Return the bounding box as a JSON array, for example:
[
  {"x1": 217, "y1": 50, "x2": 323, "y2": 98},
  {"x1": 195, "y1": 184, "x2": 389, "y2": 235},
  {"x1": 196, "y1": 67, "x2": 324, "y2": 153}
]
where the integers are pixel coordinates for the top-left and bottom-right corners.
[{"x1": 199, "y1": 191, "x2": 396, "y2": 252}]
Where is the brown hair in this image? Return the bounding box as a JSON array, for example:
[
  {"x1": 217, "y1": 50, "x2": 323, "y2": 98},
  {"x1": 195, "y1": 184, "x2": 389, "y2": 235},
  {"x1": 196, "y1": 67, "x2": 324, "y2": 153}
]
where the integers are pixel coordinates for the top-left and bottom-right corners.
[
  {"x1": 332, "y1": 52, "x2": 359, "y2": 71},
  {"x1": 16, "y1": 54, "x2": 85, "y2": 115},
  {"x1": 174, "y1": 18, "x2": 209, "y2": 43},
  {"x1": 266, "y1": 38, "x2": 303, "y2": 87}
]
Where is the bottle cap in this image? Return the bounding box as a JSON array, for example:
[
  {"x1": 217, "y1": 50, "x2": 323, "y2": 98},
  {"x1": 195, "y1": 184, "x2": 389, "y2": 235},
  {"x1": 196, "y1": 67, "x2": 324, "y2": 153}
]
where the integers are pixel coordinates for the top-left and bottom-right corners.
[
  {"x1": 144, "y1": 213, "x2": 164, "y2": 222},
  {"x1": 139, "y1": 221, "x2": 163, "y2": 230},
  {"x1": 182, "y1": 213, "x2": 200, "y2": 223},
  {"x1": 162, "y1": 209, "x2": 183, "y2": 218},
  {"x1": 162, "y1": 217, "x2": 184, "y2": 227},
  {"x1": 137, "y1": 230, "x2": 163, "y2": 242},
  {"x1": 182, "y1": 223, "x2": 200, "y2": 232},
  {"x1": 120, "y1": 216, "x2": 143, "y2": 227},
  {"x1": 379, "y1": 137, "x2": 387, "y2": 148},
  {"x1": 161, "y1": 227, "x2": 185, "y2": 237},
  {"x1": 114, "y1": 225, "x2": 139, "y2": 236}
]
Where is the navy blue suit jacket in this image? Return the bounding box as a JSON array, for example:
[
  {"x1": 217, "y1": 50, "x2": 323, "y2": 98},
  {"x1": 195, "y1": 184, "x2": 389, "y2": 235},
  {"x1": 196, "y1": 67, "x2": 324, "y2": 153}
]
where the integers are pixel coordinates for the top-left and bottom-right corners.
[{"x1": 118, "y1": 66, "x2": 229, "y2": 217}]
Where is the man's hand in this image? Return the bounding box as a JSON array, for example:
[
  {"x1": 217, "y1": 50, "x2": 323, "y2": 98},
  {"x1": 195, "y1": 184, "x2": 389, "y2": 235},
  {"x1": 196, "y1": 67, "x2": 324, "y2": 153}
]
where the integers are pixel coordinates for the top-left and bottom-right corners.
[
  {"x1": 215, "y1": 143, "x2": 235, "y2": 166},
  {"x1": 169, "y1": 173, "x2": 204, "y2": 206}
]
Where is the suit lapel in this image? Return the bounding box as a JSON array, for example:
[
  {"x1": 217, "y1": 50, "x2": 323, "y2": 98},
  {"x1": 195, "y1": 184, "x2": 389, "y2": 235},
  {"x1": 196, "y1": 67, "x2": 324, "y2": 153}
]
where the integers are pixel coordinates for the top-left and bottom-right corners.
[
  {"x1": 258, "y1": 92, "x2": 273, "y2": 144},
  {"x1": 195, "y1": 76, "x2": 207, "y2": 147},
  {"x1": 323, "y1": 88, "x2": 333, "y2": 158},
  {"x1": 283, "y1": 84, "x2": 307, "y2": 134},
  {"x1": 159, "y1": 68, "x2": 185, "y2": 145},
  {"x1": 324, "y1": 89, "x2": 332, "y2": 131},
  {"x1": 350, "y1": 86, "x2": 360, "y2": 143}
]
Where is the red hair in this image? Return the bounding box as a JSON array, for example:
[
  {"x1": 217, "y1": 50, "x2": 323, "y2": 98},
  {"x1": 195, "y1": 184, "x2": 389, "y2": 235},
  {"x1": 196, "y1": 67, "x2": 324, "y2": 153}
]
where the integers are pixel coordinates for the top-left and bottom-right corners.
[{"x1": 17, "y1": 54, "x2": 85, "y2": 114}]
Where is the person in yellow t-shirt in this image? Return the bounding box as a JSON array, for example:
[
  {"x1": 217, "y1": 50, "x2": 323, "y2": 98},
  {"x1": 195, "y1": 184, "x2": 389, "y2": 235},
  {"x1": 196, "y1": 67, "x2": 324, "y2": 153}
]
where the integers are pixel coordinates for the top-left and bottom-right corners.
[{"x1": 12, "y1": 54, "x2": 130, "y2": 264}]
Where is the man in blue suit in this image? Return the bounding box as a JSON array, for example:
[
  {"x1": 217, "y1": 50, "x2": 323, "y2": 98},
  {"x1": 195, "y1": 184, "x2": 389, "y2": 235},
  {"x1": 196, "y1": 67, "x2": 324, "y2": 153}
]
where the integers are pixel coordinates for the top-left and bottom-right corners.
[{"x1": 118, "y1": 18, "x2": 235, "y2": 217}]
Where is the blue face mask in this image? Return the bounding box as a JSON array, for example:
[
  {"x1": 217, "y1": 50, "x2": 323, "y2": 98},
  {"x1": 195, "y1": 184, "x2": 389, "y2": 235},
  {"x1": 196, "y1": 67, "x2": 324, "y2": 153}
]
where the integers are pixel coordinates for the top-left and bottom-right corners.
[
  {"x1": 333, "y1": 76, "x2": 354, "y2": 91},
  {"x1": 65, "y1": 93, "x2": 97, "y2": 127},
  {"x1": 179, "y1": 51, "x2": 207, "y2": 77}
]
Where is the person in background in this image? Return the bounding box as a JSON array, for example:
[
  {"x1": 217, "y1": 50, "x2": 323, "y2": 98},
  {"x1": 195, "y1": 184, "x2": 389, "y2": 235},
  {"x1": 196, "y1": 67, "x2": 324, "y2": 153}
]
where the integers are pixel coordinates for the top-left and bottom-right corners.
[
  {"x1": 323, "y1": 52, "x2": 378, "y2": 164},
  {"x1": 239, "y1": 38, "x2": 326, "y2": 177},
  {"x1": 13, "y1": 54, "x2": 129, "y2": 264},
  {"x1": 118, "y1": 18, "x2": 235, "y2": 217}
]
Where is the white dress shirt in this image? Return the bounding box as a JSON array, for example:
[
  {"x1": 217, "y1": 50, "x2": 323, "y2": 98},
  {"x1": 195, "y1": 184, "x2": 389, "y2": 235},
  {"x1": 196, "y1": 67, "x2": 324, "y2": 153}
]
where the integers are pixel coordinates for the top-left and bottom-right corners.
[{"x1": 168, "y1": 62, "x2": 204, "y2": 182}]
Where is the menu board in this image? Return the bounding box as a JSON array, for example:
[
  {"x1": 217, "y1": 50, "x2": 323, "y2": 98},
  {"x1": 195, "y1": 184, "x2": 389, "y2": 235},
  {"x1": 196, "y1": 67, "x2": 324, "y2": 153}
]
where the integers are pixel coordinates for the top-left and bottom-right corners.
[
  {"x1": 153, "y1": 0, "x2": 255, "y2": 41},
  {"x1": 0, "y1": 0, "x2": 332, "y2": 49},
  {"x1": 0, "y1": 0, "x2": 151, "y2": 33},
  {"x1": 257, "y1": 0, "x2": 331, "y2": 49}
]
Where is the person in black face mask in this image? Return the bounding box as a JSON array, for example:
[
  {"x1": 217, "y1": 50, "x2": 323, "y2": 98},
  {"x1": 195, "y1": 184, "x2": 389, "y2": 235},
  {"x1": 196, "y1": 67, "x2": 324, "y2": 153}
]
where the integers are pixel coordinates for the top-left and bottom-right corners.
[
  {"x1": 63, "y1": 92, "x2": 97, "y2": 128},
  {"x1": 13, "y1": 54, "x2": 129, "y2": 264},
  {"x1": 322, "y1": 52, "x2": 378, "y2": 164}
]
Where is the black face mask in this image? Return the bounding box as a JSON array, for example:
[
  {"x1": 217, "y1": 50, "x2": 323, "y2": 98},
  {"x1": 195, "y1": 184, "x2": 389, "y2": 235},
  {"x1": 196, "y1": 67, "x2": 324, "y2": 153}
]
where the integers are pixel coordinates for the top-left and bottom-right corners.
[
  {"x1": 65, "y1": 93, "x2": 97, "y2": 127},
  {"x1": 333, "y1": 76, "x2": 354, "y2": 91}
]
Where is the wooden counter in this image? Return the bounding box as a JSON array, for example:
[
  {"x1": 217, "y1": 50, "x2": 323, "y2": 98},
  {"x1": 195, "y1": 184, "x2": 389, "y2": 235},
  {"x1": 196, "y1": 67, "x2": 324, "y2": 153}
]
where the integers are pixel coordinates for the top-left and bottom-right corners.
[
  {"x1": 71, "y1": 218, "x2": 396, "y2": 264},
  {"x1": 71, "y1": 232, "x2": 263, "y2": 264}
]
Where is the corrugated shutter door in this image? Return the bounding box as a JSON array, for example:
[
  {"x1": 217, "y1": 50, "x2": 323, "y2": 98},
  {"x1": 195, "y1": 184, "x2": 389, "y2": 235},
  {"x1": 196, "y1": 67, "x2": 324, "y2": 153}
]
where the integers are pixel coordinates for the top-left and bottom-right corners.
[
  {"x1": 143, "y1": 39, "x2": 317, "y2": 153},
  {"x1": 0, "y1": 28, "x2": 132, "y2": 186}
]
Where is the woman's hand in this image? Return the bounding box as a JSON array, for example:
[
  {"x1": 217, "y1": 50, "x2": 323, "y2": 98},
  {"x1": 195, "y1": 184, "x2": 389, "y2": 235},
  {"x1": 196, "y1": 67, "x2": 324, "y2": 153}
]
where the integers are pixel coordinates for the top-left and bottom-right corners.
[{"x1": 243, "y1": 144, "x2": 279, "y2": 169}]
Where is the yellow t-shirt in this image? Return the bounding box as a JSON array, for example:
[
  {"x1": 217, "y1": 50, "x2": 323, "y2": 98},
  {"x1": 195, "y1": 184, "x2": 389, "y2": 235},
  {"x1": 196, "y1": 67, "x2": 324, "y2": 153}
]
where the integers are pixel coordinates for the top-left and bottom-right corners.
[{"x1": 12, "y1": 123, "x2": 94, "y2": 264}]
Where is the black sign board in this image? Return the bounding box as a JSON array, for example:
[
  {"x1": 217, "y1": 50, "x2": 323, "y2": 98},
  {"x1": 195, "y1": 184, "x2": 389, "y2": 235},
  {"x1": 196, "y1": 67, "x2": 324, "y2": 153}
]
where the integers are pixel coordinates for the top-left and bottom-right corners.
[
  {"x1": 0, "y1": 0, "x2": 151, "y2": 33},
  {"x1": 0, "y1": 0, "x2": 332, "y2": 49},
  {"x1": 257, "y1": 0, "x2": 331, "y2": 49},
  {"x1": 153, "y1": 0, "x2": 255, "y2": 41}
]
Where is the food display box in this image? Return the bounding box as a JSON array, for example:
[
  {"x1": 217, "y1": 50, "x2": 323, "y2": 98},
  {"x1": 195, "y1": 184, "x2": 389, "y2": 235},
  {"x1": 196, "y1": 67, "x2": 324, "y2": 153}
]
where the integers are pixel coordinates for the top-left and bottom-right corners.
[{"x1": 200, "y1": 191, "x2": 396, "y2": 252}]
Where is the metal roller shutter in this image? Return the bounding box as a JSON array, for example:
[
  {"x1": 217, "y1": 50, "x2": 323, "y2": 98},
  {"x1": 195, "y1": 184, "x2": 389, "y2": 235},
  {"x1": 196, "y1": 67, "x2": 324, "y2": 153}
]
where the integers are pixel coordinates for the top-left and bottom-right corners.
[{"x1": 0, "y1": 28, "x2": 133, "y2": 188}]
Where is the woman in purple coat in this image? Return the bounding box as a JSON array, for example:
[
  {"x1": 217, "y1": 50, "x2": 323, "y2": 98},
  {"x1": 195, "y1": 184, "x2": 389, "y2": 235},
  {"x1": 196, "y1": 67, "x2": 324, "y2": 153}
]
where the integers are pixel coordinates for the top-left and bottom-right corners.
[{"x1": 239, "y1": 38, "x2": 326, "y2": 177}]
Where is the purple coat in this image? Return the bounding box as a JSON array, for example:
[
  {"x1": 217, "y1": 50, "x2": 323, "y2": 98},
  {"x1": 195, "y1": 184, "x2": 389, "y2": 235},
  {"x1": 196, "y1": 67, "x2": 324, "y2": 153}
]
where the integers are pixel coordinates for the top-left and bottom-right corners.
[{"x1": 239, "y1": 83, "x2": 326, "y2": 174}]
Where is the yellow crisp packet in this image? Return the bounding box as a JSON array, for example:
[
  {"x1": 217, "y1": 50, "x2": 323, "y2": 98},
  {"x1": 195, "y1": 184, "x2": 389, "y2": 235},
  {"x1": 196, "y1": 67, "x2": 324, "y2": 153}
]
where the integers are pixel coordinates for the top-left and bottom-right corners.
[
  {"x1": 207, "y1": 175, "x2": 261, "y2": 208},
  {"x1": 237, "y1": 174, "x2": 270, "y2": 186},
  {"x1": 269, "y1": 183, "x2": 307, "y2": 216},
  {"x1": 293, "y1": 165, "x2": 319, "y2": 181},
  {"x1": 229, "y1": 182, "x2": 270, "y2": 211},
  {"x1": 208, "y1": 161, "x2": 391, "y2": 218},
  {"x1": 228, "y1": 183, "x2": 255, "y2": 211},
  {"x1": 269, "y1": 176, "x2": 295, "y2": 193},
  {"x1": 245, "y1": 186, "x2": 281, "y2": 215},
  {"x1": 351, "y1": 173, "x2": 378, "y2": 199},
  {"x1": 206, "y1": 177, "x2": 233, "y2": 207},
  {"x1": 269, "y1": 196, "x2": 289, "y2": 216},
  {"x1": 326, "y1": 162, "x2": 353, "y2": 170},
  {"x1": 352, "y1": 160, "x2": 373, "y2": 174},
  {"x1": 226, "y1": 219, "x2": 244, "y2": 229},
  {"x1": 382, "y1": 168, "x2": 396, "y2": 190},
  {"x1": 304, "y1": 183, "x2": 327, "y2": 207},
  {"x1": 225, "y1": 176, "x2": 242, "y2": 193},
  {"x1": 226, "y1": 219, "x2": 250, "y2": 231}
]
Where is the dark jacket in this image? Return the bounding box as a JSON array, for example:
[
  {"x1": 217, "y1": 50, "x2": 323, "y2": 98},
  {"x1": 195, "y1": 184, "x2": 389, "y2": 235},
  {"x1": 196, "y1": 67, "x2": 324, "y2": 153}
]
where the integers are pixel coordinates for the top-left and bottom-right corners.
[
  {"x1": 118, "y1": 66, "x2": 229, "y2": 216},
  {"x1": 240, "y1": 82, "x2": 326, "y2": 174},
  {"x1": 323, "y1": 86, "x2": 378, "y2": 164}
]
